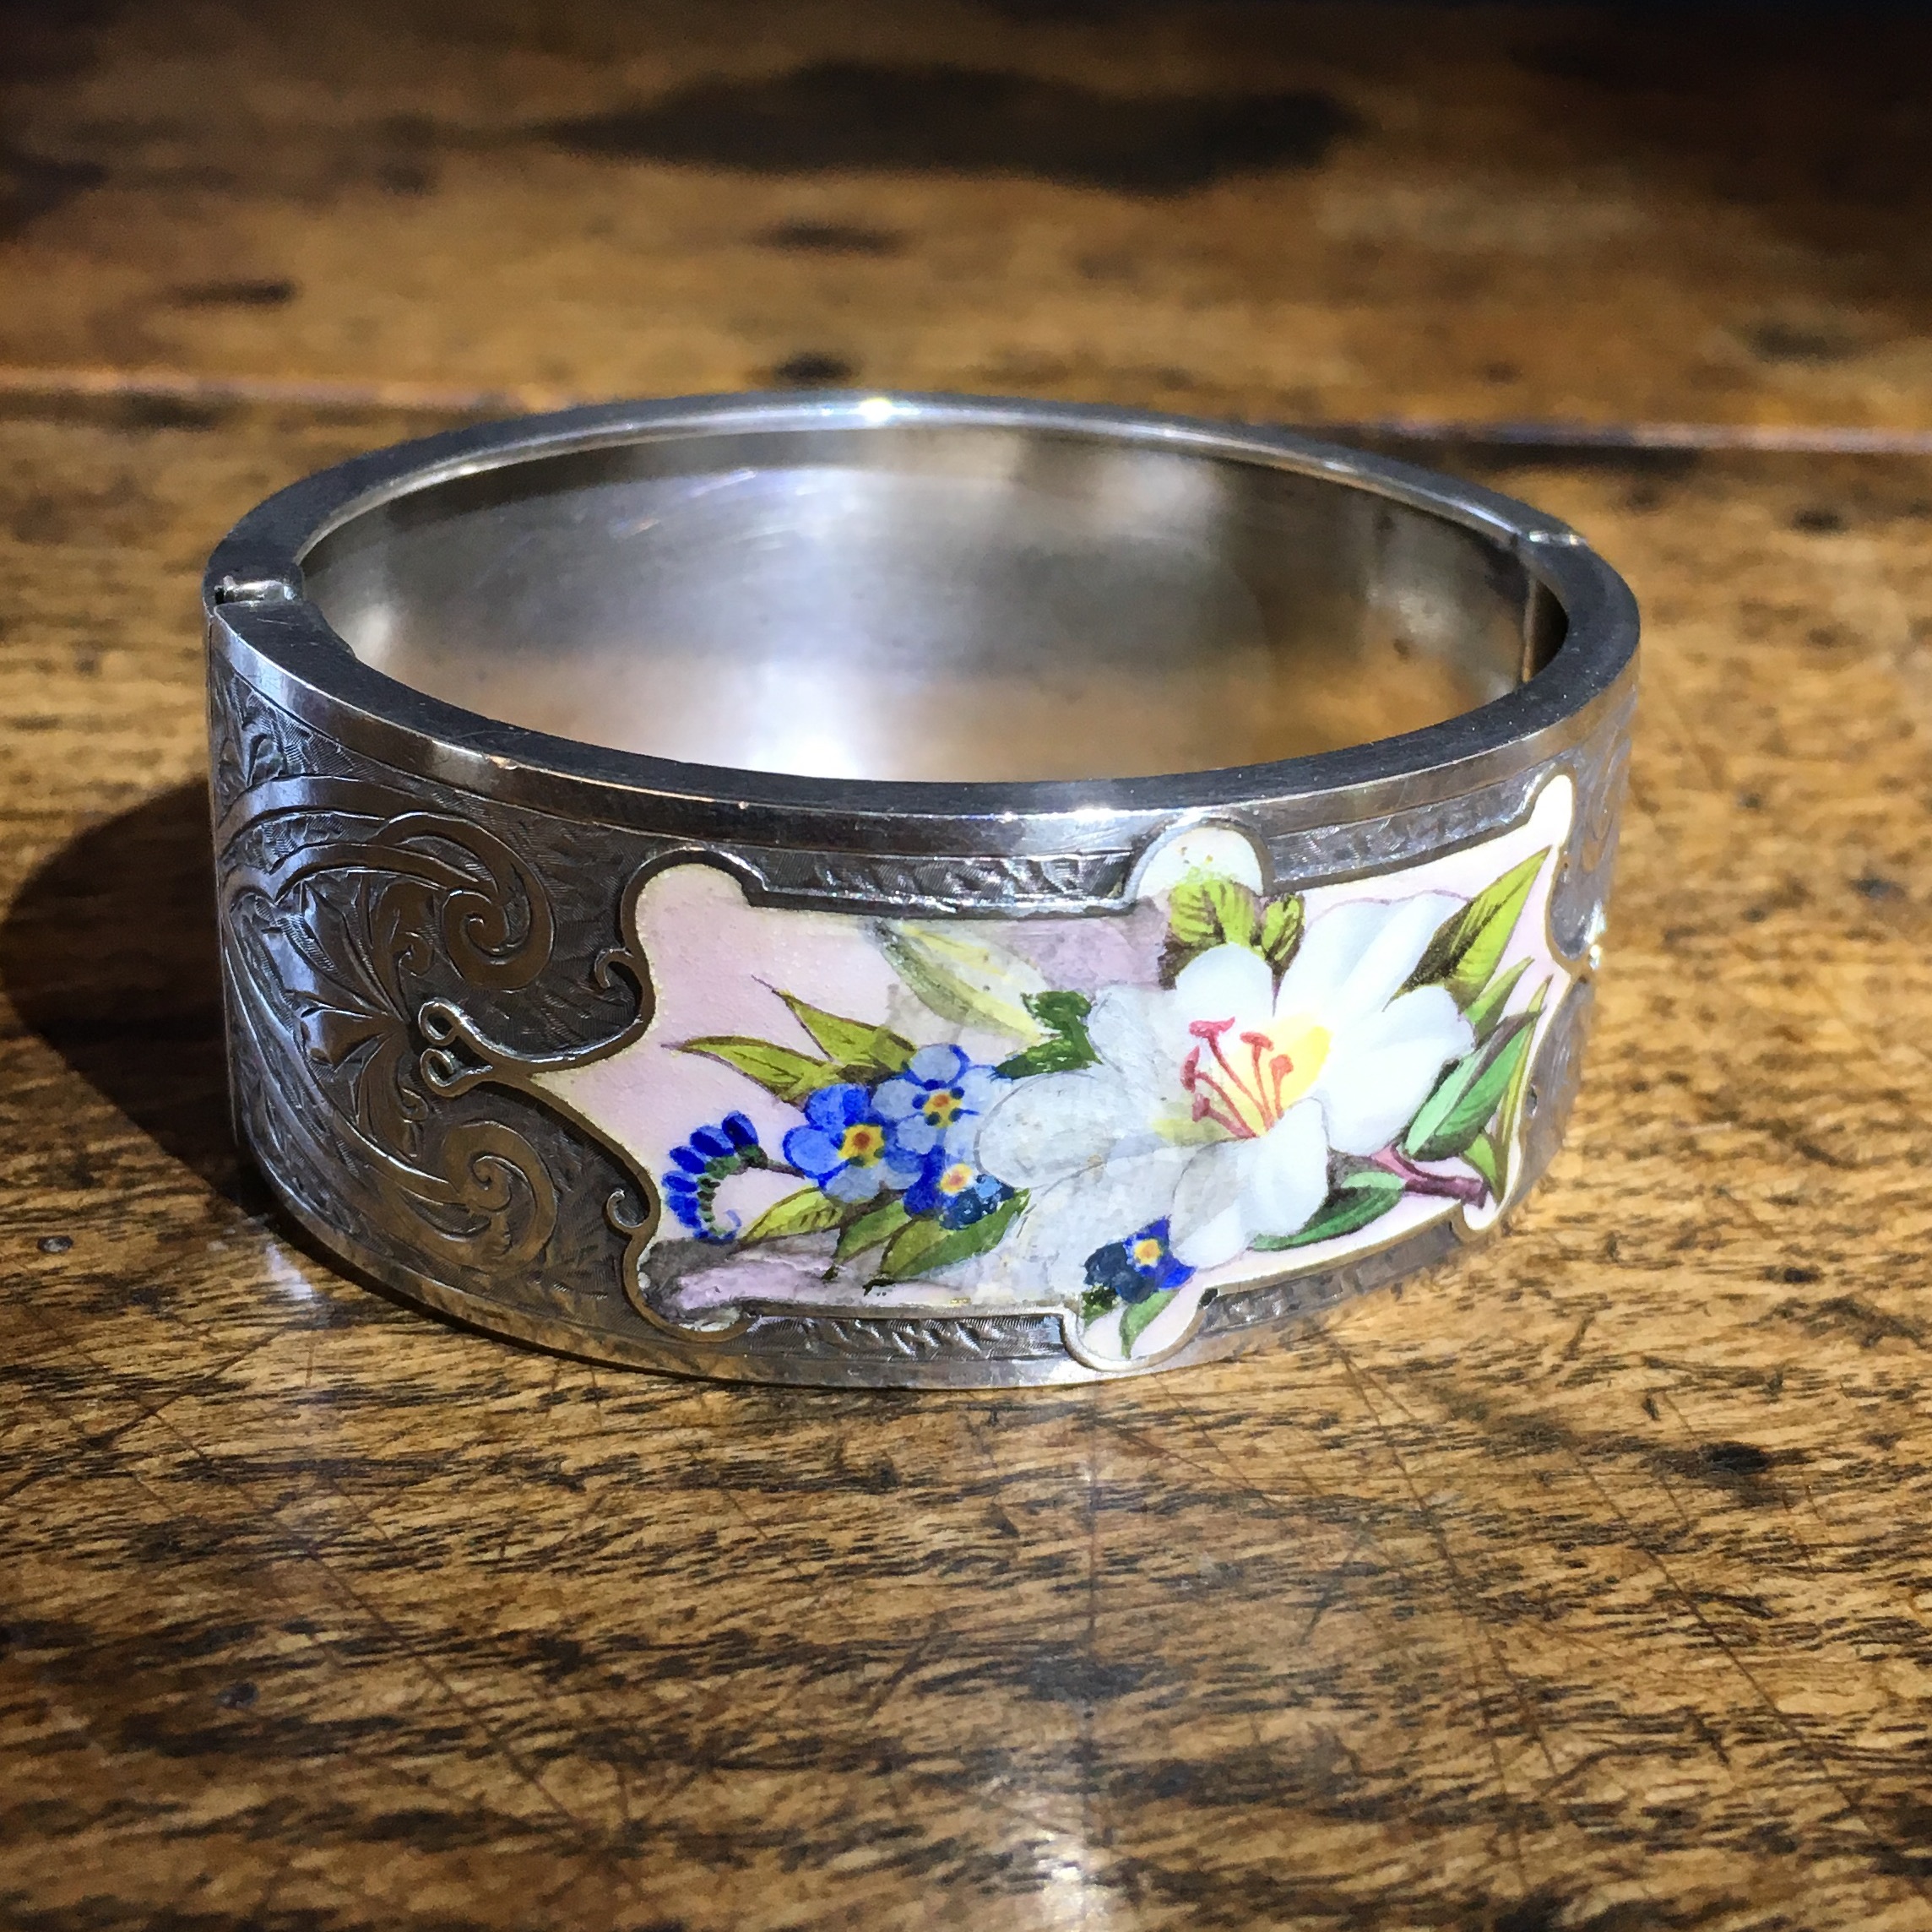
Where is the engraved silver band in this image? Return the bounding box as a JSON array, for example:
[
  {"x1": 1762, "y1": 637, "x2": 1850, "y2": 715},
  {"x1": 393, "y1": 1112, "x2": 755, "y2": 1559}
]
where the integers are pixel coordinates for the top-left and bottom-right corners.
[{"x1": 204, "y1": 391, "x2": 1637, "y2": 1386}]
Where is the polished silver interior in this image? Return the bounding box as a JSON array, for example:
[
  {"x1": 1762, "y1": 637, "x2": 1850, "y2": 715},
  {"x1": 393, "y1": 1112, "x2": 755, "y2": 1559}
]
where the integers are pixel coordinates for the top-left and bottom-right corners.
[{"x1": 302, "y1": 422, "x2": 1554, "y2": 784}]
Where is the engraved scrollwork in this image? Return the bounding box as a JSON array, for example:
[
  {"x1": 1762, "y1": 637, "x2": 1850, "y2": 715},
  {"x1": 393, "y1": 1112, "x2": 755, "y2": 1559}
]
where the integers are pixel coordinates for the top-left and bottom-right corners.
[
  {"x1": 1261, "y1": 768, "x2": 1543, "y2": 887},
  {"x1": 1517, "y1": 977, "x2": 1595, "y2": 1191},
  {"x1": 410, "y1": 969, "x2": 752, "y2": 1345},
  {"x1": 1203, "y1": 1218, "x2": 1462, "y2": 1340},
  {"x1": 220, "y1": 811, "x2": 563, "y2": 1278},
  {"x1": 728, "y1": 844, "x2": 1135, "y2": 912},
  {"x1": 207, "y1": 653, "x2": 352, "y2": 821},
  {"x1": 380, "y1": 1120, "x2": 559, "y2": 1270},
  {"x1": 213, "y1": 665, "x2": 587, "y2": 1305},
  {"x1": 1549, "y1": 691, "x2": 1636, "y2": 961},
  {"x1": 746, "y1": 1314, "x2": 1053, "y2": 1363}
]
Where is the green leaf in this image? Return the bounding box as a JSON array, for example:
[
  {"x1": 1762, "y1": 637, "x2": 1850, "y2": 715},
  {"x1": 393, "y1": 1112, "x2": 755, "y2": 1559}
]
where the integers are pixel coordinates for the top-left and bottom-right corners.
[
  {"x1": 1251, "y1": 1167, "x2": 1406, "y2": 1250},
  {"x1": 1164, "y1": 873, "x2": 1223, "y2": 951},
  {"x1": 1028, "y1": 989, "x2": 1093, "y2": 1041},
  {"x1": 1120, "y1": 1289, "x2": 1178, "y2": 1354},
  {"x1": 1464, "y1": 1131, "x2": 1504, "y2": 1201},
  {"x1": 1079, "y1": 1285, "x2": 1120, "y2": 1322},
  {"x1": 1162, "y1": 871, "x2": 1263, "y2": 983},
  {"x1": 741, "y1": 1186, "x2": 845, "y2": 1242},
  {"x1": 1163, "y1": 871, "x2": 1305, "y2": 984},
  {"x1": 872, "y1": 1190, "x2": 1028, "y2": 1283},
  {"x1": 676, "y1": 1036, "x2": 835, "y2": 1104},
  {"x1": 1463, "y1": 958, "x2": 1529, "y2": 1042},
  {"x1": 776, "y1": 991, "x2": 915, "y2": 1078},
  {"x1": 1463, "y1": 978, "x2": 1553, "y2": 1204},
  {"x1": 835, "y1": 1195, "x2": 911, "y2": 1263},
  {"x1": 876, "y1": 924, "x2": 1049, "y2": 1045},
  {"x1": 1401, "y1": 1012, "x2": 1536, "y2": 1162},
  {"x1": 1401, "y1": 848, "x2": 1549, "y2": 1009},
  {"x1": 1495, "y1": 977, "x2": 1552, "y2": 1152},
  {"x1": 1205, "y1": 876, "x2": 1257, "y2": 950},
  {"x1": 1259, "y1": 893, "x2": 1305, "y2": 972},
  {"x1": 996, "y1": 990, "x2": 1098, "y2": 1079},
  {"x1": 873, "y1": 1214, "x2": 947, "y2": 1283}
]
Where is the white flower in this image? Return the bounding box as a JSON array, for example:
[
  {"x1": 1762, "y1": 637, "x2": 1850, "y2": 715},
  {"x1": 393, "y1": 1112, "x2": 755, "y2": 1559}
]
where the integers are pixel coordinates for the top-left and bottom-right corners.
[{"x1": 976, "y1": 893, "x2": 1476, "y2": 1298}]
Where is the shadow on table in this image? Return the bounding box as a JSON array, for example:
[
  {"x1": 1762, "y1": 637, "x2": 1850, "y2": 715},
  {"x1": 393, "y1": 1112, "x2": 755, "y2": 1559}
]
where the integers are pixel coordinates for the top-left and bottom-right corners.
[
  {"x1": 0, "y1": 780, "x2": 573, "y2": 1349},
  {"x1": 0, "y1": 779, "x2": 247, "y2": 1201},
  {"x1": 540, "y1": 63, "x2": 1360, "y2": 196}
]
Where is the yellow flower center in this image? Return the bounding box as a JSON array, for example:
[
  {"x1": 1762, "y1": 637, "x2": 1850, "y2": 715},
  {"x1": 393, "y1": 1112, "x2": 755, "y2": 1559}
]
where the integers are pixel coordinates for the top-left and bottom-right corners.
[
  {"x1": 936, "y1": 1162, "x2": 974, "y2": 1196},
  {"x1": 838, "y1": 1123, "x2": 886, "y2": 1164},
  {"x1": 1181, "y1": 1012, "x2": 1331, "y2": 1139},
  {"x1": 1132, "y1": 1236, "x2": 1165, "y2": 1268},
  {"x1": 921, "y1": 1089, "x2": 963, "y2": 1126}
]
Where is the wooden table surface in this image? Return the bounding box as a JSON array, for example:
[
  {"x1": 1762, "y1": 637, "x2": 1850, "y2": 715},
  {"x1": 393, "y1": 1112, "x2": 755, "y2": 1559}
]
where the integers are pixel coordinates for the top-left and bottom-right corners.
[{"x1": 4, "y1": 5, "x2": 1932, "y2": 1928}]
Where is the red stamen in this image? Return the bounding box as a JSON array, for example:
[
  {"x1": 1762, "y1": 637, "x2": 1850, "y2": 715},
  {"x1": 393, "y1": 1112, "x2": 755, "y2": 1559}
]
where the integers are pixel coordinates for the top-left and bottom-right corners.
[
  {"x1": 1269, "y1": 1054, "x2": 1294, "y2": 1106},
  {"x1": 1191, "y1": 1018, "x2": 1242, "y2": 1087},
  {"x1": 1182, "y1": 1015, "x2": 1304, "y2": 1137},
  {"x1": 1239, "y1": 1031, "x2": 1273, "y2": 1123},
  {"x1": 1186, "y1": 1064, "x2": 1251, "y2": 1137}
]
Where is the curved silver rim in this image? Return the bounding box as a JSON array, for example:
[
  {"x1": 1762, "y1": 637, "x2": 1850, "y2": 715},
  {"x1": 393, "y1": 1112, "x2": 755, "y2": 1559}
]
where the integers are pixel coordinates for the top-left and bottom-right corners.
[{"x1": 206, "y1": 389, "x2": 1639, "y2": 847}]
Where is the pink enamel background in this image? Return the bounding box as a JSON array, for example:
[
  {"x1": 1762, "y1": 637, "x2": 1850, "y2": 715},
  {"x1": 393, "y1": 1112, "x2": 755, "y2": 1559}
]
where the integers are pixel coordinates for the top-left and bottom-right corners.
[{"x1": 535, "y1": 775, "x2": 1577, "y2": 1331}]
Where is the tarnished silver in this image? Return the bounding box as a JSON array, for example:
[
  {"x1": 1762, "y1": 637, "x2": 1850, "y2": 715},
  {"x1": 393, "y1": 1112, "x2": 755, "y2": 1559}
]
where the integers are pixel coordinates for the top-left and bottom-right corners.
[{"x1": 204, "y1": 391, "x2": 1637, "y2": 1386}]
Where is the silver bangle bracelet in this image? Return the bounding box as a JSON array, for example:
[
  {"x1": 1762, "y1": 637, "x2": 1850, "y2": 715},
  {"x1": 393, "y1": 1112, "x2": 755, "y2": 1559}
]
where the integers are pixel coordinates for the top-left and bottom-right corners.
[{"x1": 204, "y1": 391, "x2": 1637, "y2": 1387}]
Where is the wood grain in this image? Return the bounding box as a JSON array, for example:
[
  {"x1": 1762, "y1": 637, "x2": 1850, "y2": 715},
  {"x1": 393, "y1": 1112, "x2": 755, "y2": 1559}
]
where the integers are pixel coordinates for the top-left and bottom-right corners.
[
  {"x1": 8, "y1": 2, "x2": 1932, "y2": 431},
  {"x1": 6, "y1": 376, "x2": 1932, "y2": 1932},
  {"x1": 5, "y1": 3, "x2": 1932, "y2": 1925}
]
